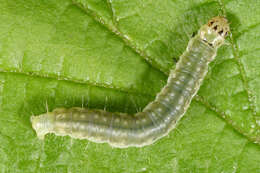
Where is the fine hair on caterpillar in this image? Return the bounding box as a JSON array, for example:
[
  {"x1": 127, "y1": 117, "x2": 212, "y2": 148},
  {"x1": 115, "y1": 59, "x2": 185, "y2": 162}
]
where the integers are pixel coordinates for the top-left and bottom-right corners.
[{"x1": 31, "y1": 16, "x2": 230, "y2": 148}]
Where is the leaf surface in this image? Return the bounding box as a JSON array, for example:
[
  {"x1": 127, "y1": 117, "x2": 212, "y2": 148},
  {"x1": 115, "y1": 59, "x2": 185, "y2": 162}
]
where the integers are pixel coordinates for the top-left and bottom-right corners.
[{"x1": 0, "y1": 0, "x2": 259, "y2": 172}]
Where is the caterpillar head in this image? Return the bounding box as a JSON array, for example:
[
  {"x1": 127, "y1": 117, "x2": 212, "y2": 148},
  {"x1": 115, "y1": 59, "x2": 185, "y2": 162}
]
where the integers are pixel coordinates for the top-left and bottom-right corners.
[
  {"x1": 31, "y1": 113, "x2": 55, "y2": 139},
  {"x1": 199, "y1": 16, "x2": 230, "y2": 48}
]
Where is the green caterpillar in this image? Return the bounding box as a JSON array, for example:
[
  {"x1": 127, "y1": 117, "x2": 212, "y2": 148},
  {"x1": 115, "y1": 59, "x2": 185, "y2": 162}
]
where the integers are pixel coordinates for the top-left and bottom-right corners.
[{"x1": 31, "y1": 16, "x2": 230, "y2": 148}]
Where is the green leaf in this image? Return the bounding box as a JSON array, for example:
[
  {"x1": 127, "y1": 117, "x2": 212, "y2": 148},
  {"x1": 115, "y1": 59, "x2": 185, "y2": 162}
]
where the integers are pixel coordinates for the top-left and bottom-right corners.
[{"x1": 0, "y1": 0, "x2": 259, "y2": 172}]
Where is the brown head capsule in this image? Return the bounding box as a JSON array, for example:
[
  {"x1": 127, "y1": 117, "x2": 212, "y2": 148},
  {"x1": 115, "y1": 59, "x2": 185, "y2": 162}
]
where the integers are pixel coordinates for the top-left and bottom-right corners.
[{"x1": 199, "y1": 16, "x2": 230, "y2": 48}]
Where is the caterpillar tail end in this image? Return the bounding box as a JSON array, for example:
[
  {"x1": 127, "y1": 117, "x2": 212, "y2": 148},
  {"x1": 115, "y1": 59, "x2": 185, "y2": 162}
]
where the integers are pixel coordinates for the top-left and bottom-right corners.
[{"x1": 30, "y1": 113, "x2": 55, "y2": 140}]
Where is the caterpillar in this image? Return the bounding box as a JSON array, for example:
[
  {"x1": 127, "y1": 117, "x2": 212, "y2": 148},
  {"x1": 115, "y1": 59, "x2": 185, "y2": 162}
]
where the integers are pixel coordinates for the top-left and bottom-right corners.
[{"x1": 31, "y1": 16, "x2": 230, "y2": 148}]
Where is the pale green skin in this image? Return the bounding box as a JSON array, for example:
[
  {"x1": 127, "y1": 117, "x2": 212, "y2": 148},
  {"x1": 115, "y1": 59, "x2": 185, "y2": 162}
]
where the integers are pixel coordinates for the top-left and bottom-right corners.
[{"x1": 31, "y1": 17, "x2": 229, "y2": 148}]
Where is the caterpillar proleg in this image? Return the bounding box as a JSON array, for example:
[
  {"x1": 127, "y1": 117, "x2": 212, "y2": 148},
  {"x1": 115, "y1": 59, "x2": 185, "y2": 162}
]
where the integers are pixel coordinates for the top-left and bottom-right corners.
[{"x1": 31, "y1": 16, "x2": 230, "y2": 148}]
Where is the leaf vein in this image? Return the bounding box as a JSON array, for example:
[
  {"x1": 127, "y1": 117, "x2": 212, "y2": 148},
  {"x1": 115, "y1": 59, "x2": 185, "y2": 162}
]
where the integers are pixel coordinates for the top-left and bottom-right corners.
[
  {"x1": 72, "y1": 0, "x2": 168, "y2": 75},
  {"x1": 0, "y1": 70, "x2": 154, "y2": 100},
  {"x1": 195, "y1": 96, "x2": 260, "y2": 145}
]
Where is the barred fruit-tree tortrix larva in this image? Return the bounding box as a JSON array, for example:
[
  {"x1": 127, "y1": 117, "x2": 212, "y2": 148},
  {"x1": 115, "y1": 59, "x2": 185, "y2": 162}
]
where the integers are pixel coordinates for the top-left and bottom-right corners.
[{"x1": 31, "y1": 16, "x2": 230, "y2": 148}]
